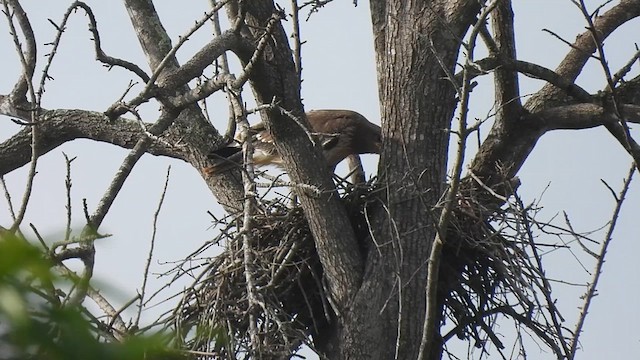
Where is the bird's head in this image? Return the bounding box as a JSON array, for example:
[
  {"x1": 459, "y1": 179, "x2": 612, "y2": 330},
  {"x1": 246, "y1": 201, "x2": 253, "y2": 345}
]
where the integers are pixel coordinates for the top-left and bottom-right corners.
[
  {"x1": 363, "y1": 121, "x2": 382, "y2": 154},
  {"x1": 350, "y1": 115, "x2": 381, "y2": 155}
]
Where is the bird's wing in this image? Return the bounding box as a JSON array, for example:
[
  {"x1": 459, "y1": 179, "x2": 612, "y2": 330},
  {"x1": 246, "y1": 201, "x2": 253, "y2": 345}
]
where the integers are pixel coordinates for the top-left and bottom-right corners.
[{"x1": 205, "y1": 122, "x2": 280, "y2": 174}]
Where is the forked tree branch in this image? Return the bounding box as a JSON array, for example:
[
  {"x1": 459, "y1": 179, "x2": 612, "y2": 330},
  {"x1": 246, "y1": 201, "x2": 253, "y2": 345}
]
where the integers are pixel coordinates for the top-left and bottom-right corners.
[
  {"x1": 121, "y1": 0, "x2": 245, "y2": 212},
  {"x1": 526, "y1": 0, "x2": 640, "y2": 112},
  {"x1": 461, "y1": 57, "x2": 593, "y2": 103},
  {"x1": 156, "y1": 29, "x2": 244, "y2": 91},
  {"x1": 469, "y1": 0, "x2": 640, "y2": 189},
  {"x1": 573, "y1": 0, "x2": 640, "y2": 170}
]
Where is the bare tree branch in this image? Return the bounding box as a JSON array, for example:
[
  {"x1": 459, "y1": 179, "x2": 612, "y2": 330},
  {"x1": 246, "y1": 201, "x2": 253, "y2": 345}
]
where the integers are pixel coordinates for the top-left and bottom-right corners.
[
  {"x1": 68, "y1": 1, "x2": 150, "y2": 82},
  {"x1": 135, "y1": 165, "x2": 171, "y2": 328},
  {"x1": 3, "y1": 0, "x2": 36, "y2": 104},
  {"x1": 157, "y1": 29, "x2": 244, "y2": 91},
  {"x1": 612, "y1": 46, "x2": 640, "y2": 85},
  {"x1": 88, "y1": 109, "x2": 180, "y2": 229},
  {"x1": 531, "y1": 103, "x2": 640, "y2": 130},
  {"x1": 123, "y1": 0, "x2": 177, "y2": 72},
  {"x1": 63, "y1": 153, "x2": 75, "y2": 241},
  {"x1": 464, "y1": 57, "x2": 593, "y2": 103},
  {"x1": 572, "y1": 0, "x2": 640, "y2": 170},
  {"x1": 526, "y1": 0, "x2": 640, "y2": 112},
  {"x1": 469, "y1": 101, "x2": 640, "y2": 189},
  {"x1": 468, "y1": 0, "x2": 640, "y2": 191},
  {"x1": 490, "y1": 0, "x2": 521, "y2": 118},
  {"x1": 229, "y1": 85, "x2": 264, "y2": 356},
  {"x1": 0, "y1": 109, "x2": 184, "y2": 176},
  {"x1": 122, "y1": 0, "x2": 244, "y2": 212}
]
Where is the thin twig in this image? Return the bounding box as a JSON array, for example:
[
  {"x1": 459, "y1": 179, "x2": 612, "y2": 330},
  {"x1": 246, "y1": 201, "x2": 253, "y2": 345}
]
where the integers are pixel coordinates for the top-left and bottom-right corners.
[
  {"x1": 291, "y1": 0, "x2": 303, "y2": 80},
  {"x1": 136, "y1": 165, "x2": 172, "y2": 328},
  {"x1": 569, "y1": 164, "x2": 634, "y2": 359},
  {"x1": 0, "y1": 176, "x2": 17, "y2": 222},
  {"x1": 515, "y1": 193, "x2": 570, "y2": 358},
  {"x1": 612, "y1": 45, "x2": 640, "y2": 85},
  {"x1": 63, "y1": 153, "x2": 76, "y2": 242}
]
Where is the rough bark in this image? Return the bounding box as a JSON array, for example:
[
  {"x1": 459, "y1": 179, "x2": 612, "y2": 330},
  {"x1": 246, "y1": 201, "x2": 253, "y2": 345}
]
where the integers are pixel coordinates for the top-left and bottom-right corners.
[{"x1": 313, "y1": 1, "x2": 480, "y2": 359}]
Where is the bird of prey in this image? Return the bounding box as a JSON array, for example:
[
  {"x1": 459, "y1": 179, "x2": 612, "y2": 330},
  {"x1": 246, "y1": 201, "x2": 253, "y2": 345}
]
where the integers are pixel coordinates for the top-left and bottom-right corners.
[{"x1": 204, "y1": 109, "x2": 381, "y2": 175}]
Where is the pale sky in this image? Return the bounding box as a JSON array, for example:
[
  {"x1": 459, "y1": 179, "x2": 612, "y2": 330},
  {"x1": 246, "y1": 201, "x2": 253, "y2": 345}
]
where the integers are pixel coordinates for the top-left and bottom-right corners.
[{"x1": 1, "y1": 1, "x2": 638, "y2": 359}]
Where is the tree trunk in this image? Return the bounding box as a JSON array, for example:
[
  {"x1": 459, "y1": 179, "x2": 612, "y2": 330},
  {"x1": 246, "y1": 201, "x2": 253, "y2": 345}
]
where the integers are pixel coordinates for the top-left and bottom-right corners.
[{"x1": 315, "y1": 1, "x2": 479, "y2": 359}]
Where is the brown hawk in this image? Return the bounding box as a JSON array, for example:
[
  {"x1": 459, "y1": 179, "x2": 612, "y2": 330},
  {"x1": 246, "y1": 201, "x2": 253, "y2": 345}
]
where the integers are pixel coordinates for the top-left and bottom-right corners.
[{"x1": 204, "y1": 109, "x2": 381, "y2": 175}]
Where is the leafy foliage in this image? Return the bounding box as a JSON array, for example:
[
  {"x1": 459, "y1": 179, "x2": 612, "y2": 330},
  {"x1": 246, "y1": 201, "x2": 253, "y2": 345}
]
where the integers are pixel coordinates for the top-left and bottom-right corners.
[{"x1": 0, "y1": 233, "x2": 183, "y2": 360}]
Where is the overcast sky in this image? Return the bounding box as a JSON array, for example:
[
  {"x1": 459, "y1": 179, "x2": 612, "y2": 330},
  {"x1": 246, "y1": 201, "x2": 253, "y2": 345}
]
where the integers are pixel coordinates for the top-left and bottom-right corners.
[{"x1": 1, "y1": 1, "x2": 638, "y2": 359}]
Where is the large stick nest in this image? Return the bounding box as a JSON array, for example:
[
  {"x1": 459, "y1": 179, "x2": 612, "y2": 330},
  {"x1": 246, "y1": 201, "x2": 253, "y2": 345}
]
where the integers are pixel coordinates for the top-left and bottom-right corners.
[{"x1": 170, "y1": 177, "x2": 567, "y2": 359}]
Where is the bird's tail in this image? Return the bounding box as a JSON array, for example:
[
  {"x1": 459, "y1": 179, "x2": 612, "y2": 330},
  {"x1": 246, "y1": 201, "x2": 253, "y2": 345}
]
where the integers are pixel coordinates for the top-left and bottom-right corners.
[{"x1": 203, "y1": 146, "x2": 243, "y2": 176}]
